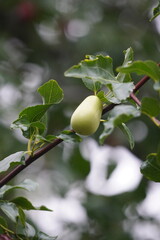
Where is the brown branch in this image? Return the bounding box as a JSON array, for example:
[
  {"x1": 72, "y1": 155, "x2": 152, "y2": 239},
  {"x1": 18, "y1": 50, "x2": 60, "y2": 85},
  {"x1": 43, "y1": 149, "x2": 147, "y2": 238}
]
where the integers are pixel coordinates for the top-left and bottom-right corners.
[
  {"x1": 102, "y1": 103, "x2": 117, "y2": 115},
  {"x1": 0, "y1": 68, "x2": 159, "y2": 188},
  {"x1": 133, "y1": 75, "x2": 150, "y2": 93},
  {"x1": 0, "y1": 138, "x2": 63, "y2": 187},
  {"x1": 130, "y1": 93, "x2": 141, "y2": 106},
  {"x1": 0, "y1": 234, "x2": 13, "y2": 240}
]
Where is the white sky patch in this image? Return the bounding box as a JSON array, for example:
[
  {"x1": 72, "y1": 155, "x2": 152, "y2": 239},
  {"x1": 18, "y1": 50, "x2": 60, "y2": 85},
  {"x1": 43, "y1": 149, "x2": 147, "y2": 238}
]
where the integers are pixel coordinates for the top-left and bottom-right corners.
[
  {"x1": 28, "y1": 195, "x2": 88, "y2": 237},
  {"x1": 36, "y1": 23, "x2": 60, "y2": 45},
  {"x1": 81, "y1": 138, "x2": 142, "y2": 196},
  {"x1": 137, "y1": 182, "x2": 160, "y2": 220},
  {"x1": 65, "y1": 19, "x2": 90, "y2": 41},
  {"x1": 21, "y1": 63, "x2": 44, "y2": 91},
  {"x1": 154, "y1": 16, "x2": 160, "y2": 34},
  {"x1": 124, "y1": 220, "x2": 160, "y2": 240},
  {"x1": 0, "y1": 84, "x2": 21, "y2": 107}
]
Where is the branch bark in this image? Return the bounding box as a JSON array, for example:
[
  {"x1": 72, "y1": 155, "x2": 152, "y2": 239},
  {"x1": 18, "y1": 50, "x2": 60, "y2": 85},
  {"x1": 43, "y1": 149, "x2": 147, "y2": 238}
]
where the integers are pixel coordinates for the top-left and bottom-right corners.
[
  {"x1": 0, "y1": 71, "x2": 157, "y2": 188},
  {"x1": 130, "y1": 93, "x2": 141, "y2": 106}
]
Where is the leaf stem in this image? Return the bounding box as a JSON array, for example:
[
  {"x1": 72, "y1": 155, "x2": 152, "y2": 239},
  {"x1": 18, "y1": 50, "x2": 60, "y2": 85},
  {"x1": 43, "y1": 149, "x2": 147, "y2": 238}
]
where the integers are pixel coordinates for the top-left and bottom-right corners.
[
  {"x1": 0, "y1": 224, "x2": 15, "y2": 235},
  {"x1": 27, "y1": 138, "x2": 32, "y2": 156},
  {"x1": 151, "y1": 117, "x2": 160, "y2": 127}
]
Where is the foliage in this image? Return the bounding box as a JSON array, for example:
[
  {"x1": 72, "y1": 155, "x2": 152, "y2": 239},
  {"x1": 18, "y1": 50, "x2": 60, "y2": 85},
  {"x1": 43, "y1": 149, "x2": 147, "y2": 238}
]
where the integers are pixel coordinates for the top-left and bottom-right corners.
[
  {"x1": 0, "y1": 46, "x2": 160, "y2": 238},
  {"x1": 150, "y1": 0, "x2": 160, "y2": 21},
  {"x1": 0, "y1": 0, "x2": 160, "y2": 239},
  {"x1": 140, "y1": 153, "x2": 160, "y2": 182},
  {"x1": 0, "y1": 179, "x2": 57, "y2": 239}
]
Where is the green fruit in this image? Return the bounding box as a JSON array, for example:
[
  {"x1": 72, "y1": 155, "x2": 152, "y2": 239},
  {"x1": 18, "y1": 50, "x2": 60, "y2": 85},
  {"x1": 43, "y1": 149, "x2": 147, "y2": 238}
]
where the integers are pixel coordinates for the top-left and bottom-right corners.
[{"x1": 71, "y1": 95, "x2": 103, "y2": 136}]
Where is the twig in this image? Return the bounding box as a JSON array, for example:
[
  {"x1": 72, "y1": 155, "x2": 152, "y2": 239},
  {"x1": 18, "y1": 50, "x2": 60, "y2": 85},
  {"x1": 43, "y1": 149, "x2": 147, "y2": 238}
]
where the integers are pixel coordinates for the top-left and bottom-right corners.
[
  {"x1": 133, "y1": 75, "x2": 150, "y2": 93},
  {"x1": 130, "y1": 93, "x2": 141, "y2": 106},
  {"x1": 0, "y1": 138, "x2": 63, "y2": 187},
  {"x1": 102, "y1": 103, "x2": 117, "y2": 115}
]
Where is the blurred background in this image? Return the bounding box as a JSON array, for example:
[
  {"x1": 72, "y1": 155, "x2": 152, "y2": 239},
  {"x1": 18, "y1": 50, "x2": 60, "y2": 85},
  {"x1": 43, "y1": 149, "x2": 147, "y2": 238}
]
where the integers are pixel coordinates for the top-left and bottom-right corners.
[{"x1": 0, "y1": 0, "x2": 160, "y2": 239}]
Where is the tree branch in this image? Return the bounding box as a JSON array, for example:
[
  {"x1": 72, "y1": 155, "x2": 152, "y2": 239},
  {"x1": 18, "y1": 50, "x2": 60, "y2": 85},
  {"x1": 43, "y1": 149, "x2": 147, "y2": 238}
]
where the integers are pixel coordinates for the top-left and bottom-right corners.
[
  {"x1": 0, "y1": 138, "x2": 63, "y2": 187},
  {"x1": 0, "y1": 70, "x2": 158, "y2": 188},
  {"x1": 130, "y1": 93, "x2": 141, "y2": 106},
  {"x1": 133, "y1": 75, "x2": 150, "y2": 93}
]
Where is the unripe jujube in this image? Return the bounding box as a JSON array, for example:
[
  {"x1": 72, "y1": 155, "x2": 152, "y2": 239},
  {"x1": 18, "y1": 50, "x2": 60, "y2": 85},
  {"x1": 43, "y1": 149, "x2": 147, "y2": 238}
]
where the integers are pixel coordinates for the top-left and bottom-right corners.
[{"x1": 71, "y1": 95, "x2": 103, "y2": 136}]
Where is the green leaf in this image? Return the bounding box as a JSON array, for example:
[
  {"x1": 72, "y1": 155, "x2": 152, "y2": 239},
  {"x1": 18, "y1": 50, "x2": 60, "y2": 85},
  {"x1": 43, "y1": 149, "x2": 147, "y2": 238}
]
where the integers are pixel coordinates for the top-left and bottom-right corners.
[
  {"x1": 100, "y1": 121, "x2": 114, "y2": 143},
  {"x1": 33, "y1": 134, "x2": 57, "y2": 145},
  {"x1": 35, "y1": 232, "x2": 58, "y2": 240},
  {"x1": 16, "y1": 179, "x2": 38, "y2": 192},
  {"x1": 110, "y1": 105, "x2": 140, "y2": 125},
  {"x1": 119, "y1": 123, "x2": 135, "y2": 149},
  {"x1": 0, "y1": 201, "x2": 19, "y2": 223},
  {"x1": 11, "y1": 197, "x2": 52, "y2": 211},
  {"x1": 58, "y1": 130, "x2": 82, "y2": 143},
  {"x1": 11, "y1": 106, "x2": 50, "y2": 139},
  {"x1": 68, "y1": 146, "x2": 90, "y2": 180},
  {"x1": 65, "y1": 54, "x2": 134, "y2": 102},
  {"x1": 0, "y1": 216, "x2": 7, "y2": 228},
  {"x1": 65, "y1": 54, "x2": 116, "y2": 88},
  {"x1": 100, "y1": 105, "x2": 140, "y2": 144},
  {"x1": 19, "y1": 105, "x2": 51, "y2": 122},
  {"x1": 102, "y1": 91, "x2": 121, "y2": 104},
  {"x1": 109, "y1": 82, "x2": 134, "y2": 102},
  {"x1": 11, "y1": 80, "x2": 64, "y2": 139},
  {"x1": 11, "y1": 118, "x2": 46, "y2": 139},
  {"x1": 141, "y1": 97, "x2": 160, "y2": 117},
  {"x1": 140, "y1": 153, "x2": 160, "y2": 182},
  {"x1": 44, "y1": 135, "x2": 57, "y2": 142},
  {"x1": 98, "y1": 82, "x2": 134, "y2": 104},
  {"x1": 37, "y1": 79, "x2": 64, "y2": 104},
  {"x1": 30, "y1": 122, "x2": 46, "y2": 134},
  {"x1": 0, "y1": 151, "x2": 25, "y2": 173},
  {"x1": 11, "y1": 197, "x2": 35, "y2": 210},
  {"x1": 11, "y1": 116, "x2": 30, "y2": 131},
  {"x1": 25, "y1": 121, "x2": 46, "y2": 138},
  {"x1": 150, "y1": 0, "x2": 160, "y2": 21},
  {"x1": 22, "y1": 222, "x2": 36, "y2": 238},
  {"x1": 117, "y1": 60, "x2": 160, "y2": 90},
  {"x1": 0, "y1": 179, "x2": 38, "y2": 199},
  {"x1": 82, "y1": 78, "x2": 102, "y2": 92},
  {"x1": 116, "y1": 47, "x2": 133, "y2": 83},
  {"x1": 122, "y1": 47, "x2": 134, "y2": 67},
  {"x1": 18, "y1": 207, "x2": 26, "y2": 226},
  {"x1": 38, "y1": 205, "x2": 53, "y2": 211},
  {"x1": 97, "y1": 91, "x2": 109, "y2": 104}
]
